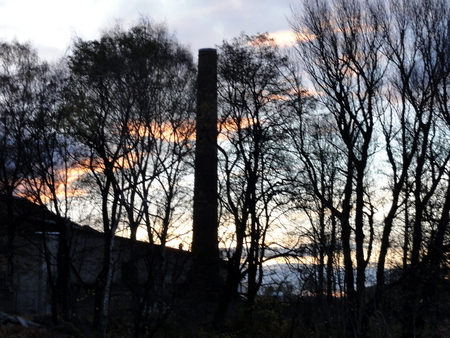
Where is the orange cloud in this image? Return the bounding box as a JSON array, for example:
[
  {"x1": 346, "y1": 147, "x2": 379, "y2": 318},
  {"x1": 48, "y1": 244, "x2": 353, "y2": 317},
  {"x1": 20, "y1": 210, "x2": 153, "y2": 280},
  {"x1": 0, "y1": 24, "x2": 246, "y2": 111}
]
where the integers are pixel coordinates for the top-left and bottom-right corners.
[
  {"x1": 129, "y1": 120, "x2": 195, "y2": 142},
  {"x1": 269, "y1": 30, "x2": 298, "y2": 46}
]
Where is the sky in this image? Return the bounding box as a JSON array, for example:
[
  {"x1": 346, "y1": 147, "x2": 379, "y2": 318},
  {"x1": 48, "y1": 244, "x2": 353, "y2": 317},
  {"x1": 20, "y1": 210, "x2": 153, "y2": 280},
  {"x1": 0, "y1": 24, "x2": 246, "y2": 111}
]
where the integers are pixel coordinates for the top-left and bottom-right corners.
[{"x1": 0, "y1": 0, "x2": 296, "y2": 62}]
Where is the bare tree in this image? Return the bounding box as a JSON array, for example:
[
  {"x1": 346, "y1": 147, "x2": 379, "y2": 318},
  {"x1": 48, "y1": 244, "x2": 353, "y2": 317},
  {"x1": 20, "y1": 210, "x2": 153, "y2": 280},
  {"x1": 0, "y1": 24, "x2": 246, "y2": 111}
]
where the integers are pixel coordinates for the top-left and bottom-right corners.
[
  {"x1": 0, "y1": 41, "x2": 42, "y2": 295},
  {"x1": 214, "y1": 33, "x2": 293, "y2": 325},
  {"x1": 20, "y1": 59, "x2": 78, "y2": 322},
  {"x1": 67, "y1": 20, "x2": 195, "y2": 336},
  {"x1": 291, "y1": 0, "x2": 386, "y2": 333},
  {"x1": 105, "y1": 22, "x2": 196, "y2": 336},
  {"x1": 67, "y1": 30, "x2": 137, "y2": 335},
  {"x1": 378, "y1": 1, "x2": 450, "y2": 335}
]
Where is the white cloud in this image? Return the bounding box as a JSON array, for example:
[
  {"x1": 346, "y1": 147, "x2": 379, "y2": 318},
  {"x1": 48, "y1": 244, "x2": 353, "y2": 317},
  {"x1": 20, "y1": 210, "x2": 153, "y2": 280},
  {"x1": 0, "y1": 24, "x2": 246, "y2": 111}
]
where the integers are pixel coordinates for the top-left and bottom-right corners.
[
  {"x1": 269, "y1": 30, "x2": 296, "y2": 47},
  {"x1": 0, "y1": 0, "x2": 123, "y2": 60},
  {"x1": 0, "y1": 0, "x2": 293, "y2": 60}
]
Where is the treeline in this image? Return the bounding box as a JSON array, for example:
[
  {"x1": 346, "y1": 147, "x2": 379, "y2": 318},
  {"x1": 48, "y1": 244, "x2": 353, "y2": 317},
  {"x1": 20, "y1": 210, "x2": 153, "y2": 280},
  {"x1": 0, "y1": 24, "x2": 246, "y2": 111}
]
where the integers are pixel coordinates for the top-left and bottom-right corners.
[{"x1": 1, "y1": 0, "x2": 450, "y2": 336}]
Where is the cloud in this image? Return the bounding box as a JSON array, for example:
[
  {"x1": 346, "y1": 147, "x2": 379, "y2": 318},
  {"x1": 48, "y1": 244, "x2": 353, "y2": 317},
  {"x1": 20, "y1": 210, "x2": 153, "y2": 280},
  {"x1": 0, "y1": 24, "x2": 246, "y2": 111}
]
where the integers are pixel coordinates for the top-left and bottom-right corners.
[
  {"x1": 0, "y1": 0, "x2": 123, "y2": 60},
  {"x1": 269, "y1": 30, "x2": 296, "y2": 47},
  {"x1": 0, "y1": 0, "x2": 293, "y2": 60}
]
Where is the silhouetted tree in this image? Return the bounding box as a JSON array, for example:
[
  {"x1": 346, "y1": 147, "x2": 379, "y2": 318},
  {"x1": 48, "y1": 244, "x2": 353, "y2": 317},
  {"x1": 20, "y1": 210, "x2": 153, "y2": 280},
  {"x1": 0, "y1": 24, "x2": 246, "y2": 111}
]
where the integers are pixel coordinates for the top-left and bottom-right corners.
[
  {"x1": 67, "y1": 20, "x2": 195, "y2": 336},
  {"x1": 214, "y1": 33, "x2": 294, "y2": 325},
  {"x1": 291, "y1": 0, "x2": 385, "y2": 334},
  {"x1": 0, "y1": 41, "x2": 40, "y2": 294},
  {"x1": 20, "y1": 59, "x2": 77, "y2": 323}
]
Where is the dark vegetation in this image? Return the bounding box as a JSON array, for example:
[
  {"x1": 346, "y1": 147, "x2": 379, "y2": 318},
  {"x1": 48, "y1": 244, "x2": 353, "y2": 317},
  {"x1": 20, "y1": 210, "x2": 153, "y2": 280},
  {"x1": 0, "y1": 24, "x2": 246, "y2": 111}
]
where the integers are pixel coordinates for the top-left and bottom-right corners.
[{"x1": 1, "y1": 0, "x2": 450, "y2": 336}]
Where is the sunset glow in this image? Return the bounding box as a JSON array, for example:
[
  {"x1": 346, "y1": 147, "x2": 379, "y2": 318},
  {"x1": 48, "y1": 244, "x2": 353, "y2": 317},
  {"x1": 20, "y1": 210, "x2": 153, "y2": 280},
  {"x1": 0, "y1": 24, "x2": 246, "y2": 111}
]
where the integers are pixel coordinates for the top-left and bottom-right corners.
[{"x1": 269, "y1": 30, "x2": 297, "y2": 47}]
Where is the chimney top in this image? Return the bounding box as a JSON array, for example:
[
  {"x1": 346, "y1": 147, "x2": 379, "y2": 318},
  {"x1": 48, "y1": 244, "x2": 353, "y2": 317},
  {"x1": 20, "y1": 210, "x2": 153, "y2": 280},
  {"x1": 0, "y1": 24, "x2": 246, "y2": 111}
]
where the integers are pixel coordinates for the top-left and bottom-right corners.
[{"x1": 199, "y1": 48, "x2": 217, "y2": 55}]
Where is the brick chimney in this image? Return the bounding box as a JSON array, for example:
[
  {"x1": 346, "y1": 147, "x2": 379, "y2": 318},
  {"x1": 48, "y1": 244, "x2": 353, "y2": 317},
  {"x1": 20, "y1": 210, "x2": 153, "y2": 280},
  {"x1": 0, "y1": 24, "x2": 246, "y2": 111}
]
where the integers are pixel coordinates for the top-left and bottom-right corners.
[{"x1": 192, "y1": 48, "x2": 219, "y2": 288}]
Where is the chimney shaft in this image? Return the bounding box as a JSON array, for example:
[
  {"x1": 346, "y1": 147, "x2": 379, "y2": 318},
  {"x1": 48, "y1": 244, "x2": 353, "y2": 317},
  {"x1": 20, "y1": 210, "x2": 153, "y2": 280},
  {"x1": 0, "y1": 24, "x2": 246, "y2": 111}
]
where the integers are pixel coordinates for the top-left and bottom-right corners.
[{"x1": 192, "y1": 49, "x2": 218, "y2": 267}]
